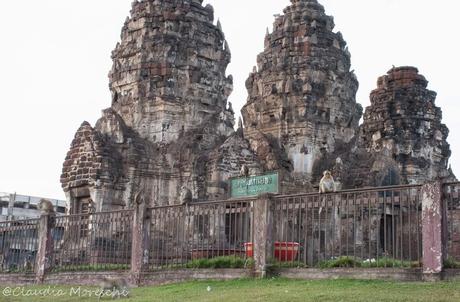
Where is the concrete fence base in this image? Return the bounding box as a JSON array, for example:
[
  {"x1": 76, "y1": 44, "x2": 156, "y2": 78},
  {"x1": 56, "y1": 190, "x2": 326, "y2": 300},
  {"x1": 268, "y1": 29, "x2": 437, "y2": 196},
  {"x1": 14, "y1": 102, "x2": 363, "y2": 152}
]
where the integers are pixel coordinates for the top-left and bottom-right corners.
[
  {"x1": 1, "y1": 268, "x2": 460, "y2": 287},
  {"x1": 0, "y1": 269, "x2": 250, "y2": 287},
  {"x1": 277, "y1": 268, "x2": 423, "y2": 282},
  {"x1": 139, "y1": 269, "x2": 252, "y2": 286}
]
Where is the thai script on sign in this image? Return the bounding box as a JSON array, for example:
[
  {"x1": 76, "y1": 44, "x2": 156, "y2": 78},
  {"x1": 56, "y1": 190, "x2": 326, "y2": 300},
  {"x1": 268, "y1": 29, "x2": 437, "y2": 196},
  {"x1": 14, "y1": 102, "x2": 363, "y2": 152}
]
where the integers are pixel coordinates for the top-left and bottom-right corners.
[{"x1": 231, "y1": 172, "x2": 279, "y2": 198}]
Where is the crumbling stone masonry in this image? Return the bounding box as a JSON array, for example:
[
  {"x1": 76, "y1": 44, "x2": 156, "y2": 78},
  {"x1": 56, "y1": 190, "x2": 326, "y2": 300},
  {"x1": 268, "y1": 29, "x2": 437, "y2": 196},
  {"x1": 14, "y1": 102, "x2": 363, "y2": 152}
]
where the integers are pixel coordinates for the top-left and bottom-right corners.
[
  {"x1": 61, "y1": 0, "x2": 261, "y2": 210},
  {"x1": 242, "y1": 0, "x2": 363, "y2": 189},
  {"x1": 62, "y1": 0, "x2": 455, "y2": 213},
  {"x1": 321, "y1": 67, "x2": 456, "y2": 189},
  {"x1": 358, "y1": 67, "x2": 454, "y2": 185}
]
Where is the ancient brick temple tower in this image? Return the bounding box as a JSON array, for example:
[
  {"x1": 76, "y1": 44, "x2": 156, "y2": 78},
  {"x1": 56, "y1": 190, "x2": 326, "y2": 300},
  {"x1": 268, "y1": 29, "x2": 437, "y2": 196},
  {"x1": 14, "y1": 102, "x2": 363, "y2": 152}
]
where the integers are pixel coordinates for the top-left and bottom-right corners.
[
  {"x1": 61, "y1": 0, "x2": 262, "y2": 211},
  {"x1": 356, "y1": 67, "x2": 454, "y2": 186},
  {"x1": 241, "y1": 0, "x2": 363, "y2": 187},
  {"x1": 109, "y1": 0, "x2": 234, "y2": 144},
  {"x1": 61, "y1": 0, "x2": 455, "y2": 212},
  {"x1": 316, "y1": 66, "x2": 456, "y2": 189}
]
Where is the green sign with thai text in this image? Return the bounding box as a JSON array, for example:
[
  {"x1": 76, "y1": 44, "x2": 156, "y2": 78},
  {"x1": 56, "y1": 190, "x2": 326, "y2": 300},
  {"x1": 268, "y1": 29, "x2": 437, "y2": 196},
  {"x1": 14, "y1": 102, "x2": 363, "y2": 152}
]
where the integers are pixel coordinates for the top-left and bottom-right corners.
[{"x1": 231, "y1": 172, "x2": 279, "y2": 198}]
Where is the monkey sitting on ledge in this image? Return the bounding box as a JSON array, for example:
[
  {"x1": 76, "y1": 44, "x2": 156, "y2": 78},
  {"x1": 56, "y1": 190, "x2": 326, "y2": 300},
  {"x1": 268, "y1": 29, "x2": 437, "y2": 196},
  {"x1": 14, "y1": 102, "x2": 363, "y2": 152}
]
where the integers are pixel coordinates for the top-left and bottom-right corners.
[
  {"x1": 319, "y1": 170, "x2": 336, "y2": 194},
  {"x1": 38, "y1": 199, "x2": 55, "y2": 214},
  {"x1": 180, "y1": 186, "x2": 193, "y2": 205},
  {"x1": 240, "y1": 164, "x2": 249, "y2": 178}
]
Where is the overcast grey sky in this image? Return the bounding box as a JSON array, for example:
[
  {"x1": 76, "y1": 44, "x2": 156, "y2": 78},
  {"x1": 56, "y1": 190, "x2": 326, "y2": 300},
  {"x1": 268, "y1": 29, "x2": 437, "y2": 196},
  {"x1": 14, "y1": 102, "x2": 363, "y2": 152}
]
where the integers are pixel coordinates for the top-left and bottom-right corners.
[{"x1": 0, "y1": 0, "x2": 459, "y2": 199}]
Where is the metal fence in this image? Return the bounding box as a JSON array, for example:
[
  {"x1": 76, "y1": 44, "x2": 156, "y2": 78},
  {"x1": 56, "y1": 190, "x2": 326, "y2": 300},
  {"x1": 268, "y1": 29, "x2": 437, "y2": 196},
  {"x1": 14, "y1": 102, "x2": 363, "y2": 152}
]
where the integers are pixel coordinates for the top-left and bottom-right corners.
[
  {"x1": 50, "y1": 210, "x2": 133, "y2": 272},
  {"x1": 148, "y1": 199, "x2": 254, "y2": 270},
  {"x1": 272, "y1": 185, "x2": 423, "y2": 268},
  {"x1": 0, "y1": 219, "x2": 39, "y2": 273},
  {"x1": 3, "y1": 183, "x2": 460, "y2": 275},
  {"x1": 443, "y1": 182, "x2": 460, "y2": 261}
]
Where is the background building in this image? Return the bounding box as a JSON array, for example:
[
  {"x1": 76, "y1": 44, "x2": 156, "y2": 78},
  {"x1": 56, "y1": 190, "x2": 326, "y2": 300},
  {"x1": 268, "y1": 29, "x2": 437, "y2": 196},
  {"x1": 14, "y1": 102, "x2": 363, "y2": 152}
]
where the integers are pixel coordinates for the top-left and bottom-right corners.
[{"x1": 0, "y1": 192, "x2": 67, "y2": 222}]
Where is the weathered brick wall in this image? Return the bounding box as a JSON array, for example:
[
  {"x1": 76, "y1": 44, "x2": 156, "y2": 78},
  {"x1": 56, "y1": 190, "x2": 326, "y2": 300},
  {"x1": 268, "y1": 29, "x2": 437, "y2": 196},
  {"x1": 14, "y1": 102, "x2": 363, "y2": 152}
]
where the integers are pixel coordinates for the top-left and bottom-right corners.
[
  {"x1": 358, "y1": 67, "x2": 454, "y2": 185},
  {"x1": 61, "y1": 0, "x2": 456, "y2": 212},
  {"x1": 61, "y1": 0, "x2": 244, "y2": 209},
  {"x1": 242, "y1": 0, "x2": 362, "y2": 184},
  {"x1": 61, "y1": 122, "x2": 103, "y2": 191}
]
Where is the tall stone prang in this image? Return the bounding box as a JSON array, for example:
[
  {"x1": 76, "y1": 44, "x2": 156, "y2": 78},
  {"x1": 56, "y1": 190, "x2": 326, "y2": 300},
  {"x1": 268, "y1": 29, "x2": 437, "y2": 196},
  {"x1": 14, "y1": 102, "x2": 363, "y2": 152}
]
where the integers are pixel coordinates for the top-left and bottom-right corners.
[
  {"x1": 358, "y1": 67, "x2": 454, "y2": 185},
  {"x1": 241, "y1": 0, "x2": 362, "y2": 184},
  {"x1": 61, "y1": 0, "x2": 457, "y2": 212},
  {"x1": 61, "y1": 0, "x2": 262, "y2": 211},
  {"x1": 109, "y1": 0, "x2": 234, "y2": 143}
]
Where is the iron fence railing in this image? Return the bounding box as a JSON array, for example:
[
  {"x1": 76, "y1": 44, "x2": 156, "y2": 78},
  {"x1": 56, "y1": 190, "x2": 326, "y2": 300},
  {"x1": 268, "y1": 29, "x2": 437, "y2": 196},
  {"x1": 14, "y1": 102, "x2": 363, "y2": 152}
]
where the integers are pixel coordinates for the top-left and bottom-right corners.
[
  {"x1": 148, "y1": 200, "x2": 254, "y2": 270},
  {"x1": 272, "y1": 185, "x2": 423, "y2": 268},
  {"x1": 3, "y1": 182, "x2": 459, "y2": 275},
  {"x1": 443, "y1": 182, "x2": 460, "y2": 262},
  {"x1": 0, "y1": 219, "x2": 39, "y2": 273},
  {"x1": 50, "y1": 210, "x2": 133, "y2": 272}
]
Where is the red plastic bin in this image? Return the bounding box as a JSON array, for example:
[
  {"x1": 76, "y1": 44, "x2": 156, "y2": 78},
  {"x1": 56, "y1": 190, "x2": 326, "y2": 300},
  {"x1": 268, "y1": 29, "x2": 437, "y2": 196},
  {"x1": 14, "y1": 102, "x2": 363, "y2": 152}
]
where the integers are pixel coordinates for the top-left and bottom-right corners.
[{"x1": 244, "y1": 242, "x2": 300, "y2": 261}]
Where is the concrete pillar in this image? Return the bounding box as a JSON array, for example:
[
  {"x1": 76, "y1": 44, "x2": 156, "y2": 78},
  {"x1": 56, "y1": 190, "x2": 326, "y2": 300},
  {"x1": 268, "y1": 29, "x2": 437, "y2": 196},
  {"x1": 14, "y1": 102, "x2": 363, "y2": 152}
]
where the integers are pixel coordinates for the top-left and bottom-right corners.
[
  {"x1": 421, "y1": 181, "x2": 445, "y2": 280},
  {"x1": 253, "y1": 194, "x2": 275, "y2": 278},
  {"x1": 130, "y1": 192, "x2": 149, "y2": 286},
  {"x1": 35, "y1": 201, "x2": 55, "y2": 283}
]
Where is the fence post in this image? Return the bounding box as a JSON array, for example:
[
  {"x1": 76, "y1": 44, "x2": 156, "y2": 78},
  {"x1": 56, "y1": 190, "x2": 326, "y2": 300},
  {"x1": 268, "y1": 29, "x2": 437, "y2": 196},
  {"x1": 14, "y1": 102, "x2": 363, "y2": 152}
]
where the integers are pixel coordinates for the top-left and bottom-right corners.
[
  {"x1": 421, "y1": 181, "x2": 445, "y2": 281},
  {"x1": 253, "y1": 193, "x2": 275, "y2": 278},
  {"x1": 35, "y1": 201, "x2": 55, "y2": 284},
  {"x1": 130, "y1": 193, "x2": 149, "y2": 286}
]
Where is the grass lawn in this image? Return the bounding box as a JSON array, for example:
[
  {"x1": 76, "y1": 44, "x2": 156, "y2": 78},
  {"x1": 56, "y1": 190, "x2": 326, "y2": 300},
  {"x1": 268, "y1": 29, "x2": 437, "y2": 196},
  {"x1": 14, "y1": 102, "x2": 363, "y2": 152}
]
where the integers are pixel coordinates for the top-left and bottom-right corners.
[{"x1": 1, "y1": 278, "x2": 460, "y2": 302}]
